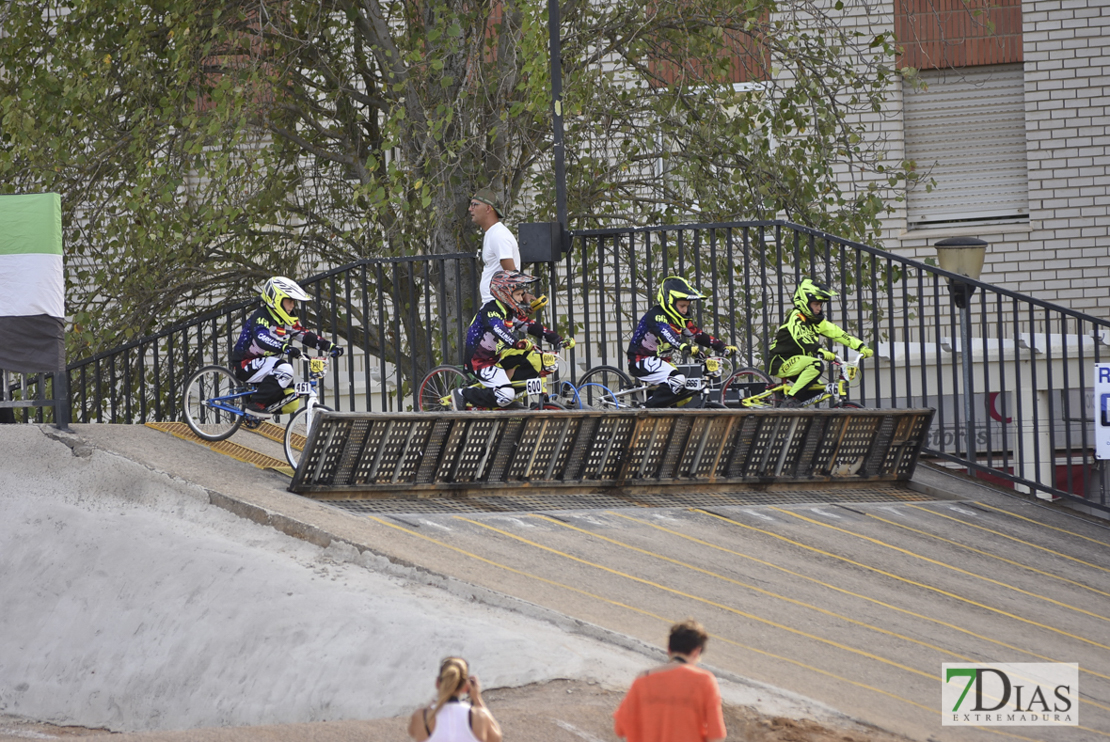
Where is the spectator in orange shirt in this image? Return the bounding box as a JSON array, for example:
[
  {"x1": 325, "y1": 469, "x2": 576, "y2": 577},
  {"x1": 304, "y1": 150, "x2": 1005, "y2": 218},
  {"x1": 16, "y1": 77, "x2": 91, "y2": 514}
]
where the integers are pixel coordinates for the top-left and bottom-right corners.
[{"x1": 614, "y1": 619, "x2": 726, "y2": 742}]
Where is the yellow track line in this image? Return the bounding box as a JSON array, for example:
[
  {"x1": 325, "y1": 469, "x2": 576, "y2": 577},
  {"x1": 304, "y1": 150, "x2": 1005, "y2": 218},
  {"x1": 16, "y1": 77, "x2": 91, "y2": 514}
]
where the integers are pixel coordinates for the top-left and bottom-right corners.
[
  {"x1": 864, "y1": 511, "x2": 1110, "y2": 599},
  {"x1": 975, "y1": 502, "x2": 1110, "y2": 550},
  {"x1": 695, "y1": 509, "x2": 1110, "y2": 652},
  {"x1": 359, "y1": 516, "x2": 934, "y2": 714},
  {"x1": 530, "y1": 514, "x2": 973, "y2": 662},
  {"x1": 771, "y1": 507, "x2": 1110, "y2": 626},
  {"x1": 610, "y1": 511, "x2": 1110, "y2": 687},
  {"x1": 904, "y1": 503, "x2": 1110, "y2": 574},
  {"x1": 365, "y1": 515, "x2": 1100, "y2": 739},
  {"x1": 533, "y1": 513, "x2": 1110, "y2": 716},
  {"x1": 457, "y1": 516, "x2": 931, "y2": 680}
]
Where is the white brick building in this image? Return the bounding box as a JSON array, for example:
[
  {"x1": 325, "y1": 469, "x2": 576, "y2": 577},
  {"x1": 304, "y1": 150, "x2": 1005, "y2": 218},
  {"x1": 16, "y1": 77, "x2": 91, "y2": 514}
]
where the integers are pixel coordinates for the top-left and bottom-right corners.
[{"x1": 871, "y1": 0, "x2": 1109, "y2": 319}]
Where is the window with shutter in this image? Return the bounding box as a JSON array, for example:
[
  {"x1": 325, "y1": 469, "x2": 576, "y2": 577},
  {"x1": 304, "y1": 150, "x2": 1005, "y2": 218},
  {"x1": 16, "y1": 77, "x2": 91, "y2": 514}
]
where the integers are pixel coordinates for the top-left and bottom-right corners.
[{"x1": 904, "y1": 64, "x2": 1028, "y2": 227}]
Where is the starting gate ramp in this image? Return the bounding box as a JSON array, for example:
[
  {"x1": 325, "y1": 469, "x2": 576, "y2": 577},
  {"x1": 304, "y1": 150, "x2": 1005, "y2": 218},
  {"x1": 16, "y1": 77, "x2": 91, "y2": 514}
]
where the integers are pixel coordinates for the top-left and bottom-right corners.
[{"x1": 288, "y1": 407, "x2": 934, "y2": 500}]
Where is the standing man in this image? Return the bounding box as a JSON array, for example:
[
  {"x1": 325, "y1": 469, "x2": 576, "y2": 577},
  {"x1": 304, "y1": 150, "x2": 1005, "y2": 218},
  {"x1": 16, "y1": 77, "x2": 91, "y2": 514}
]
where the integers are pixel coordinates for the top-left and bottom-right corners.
[
  {"x1": 614, "y1": 619, "x2": 726, "y2": 742},
  {"x1": 470, "y1": 186, "x2": 521, "y2": 305}
]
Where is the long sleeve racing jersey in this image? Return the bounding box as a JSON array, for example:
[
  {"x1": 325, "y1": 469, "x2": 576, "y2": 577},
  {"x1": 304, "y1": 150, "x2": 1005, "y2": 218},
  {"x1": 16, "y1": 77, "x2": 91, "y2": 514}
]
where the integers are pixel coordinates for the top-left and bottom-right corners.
[
  {"x1": 626, "y1": 305, "x2": 725, "y2": 364},
  {"x1": 767, "y1": 310, "x2": 863, "y2": 376},
  {"x1": 231, "y1": 307, "x2": 325, "y2": 367},
  {"x1": 464, "y1": 300, "x2": 562, "y2": 371}
]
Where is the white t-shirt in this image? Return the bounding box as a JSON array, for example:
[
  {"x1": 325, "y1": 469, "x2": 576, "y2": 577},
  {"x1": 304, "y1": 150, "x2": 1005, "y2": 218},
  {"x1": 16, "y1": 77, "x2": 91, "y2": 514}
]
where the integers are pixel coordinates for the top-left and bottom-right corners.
[{"x1": 479, "y1": 221, "x2": 521, "y2": 305}]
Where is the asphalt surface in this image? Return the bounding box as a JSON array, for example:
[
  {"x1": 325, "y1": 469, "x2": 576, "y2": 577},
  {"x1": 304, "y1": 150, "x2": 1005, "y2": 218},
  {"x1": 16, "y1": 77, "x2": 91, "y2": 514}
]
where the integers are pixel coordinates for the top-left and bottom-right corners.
[{"x1": 11, "y1": 422, "x2": 1110, "y2": 742}]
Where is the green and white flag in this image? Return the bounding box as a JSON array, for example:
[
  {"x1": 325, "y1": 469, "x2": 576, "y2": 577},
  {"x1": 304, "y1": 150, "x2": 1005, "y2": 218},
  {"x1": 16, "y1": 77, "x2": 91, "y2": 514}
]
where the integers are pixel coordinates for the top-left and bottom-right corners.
[{"x1": 0, "y1": 193, "x2": 65, "y2": 373}]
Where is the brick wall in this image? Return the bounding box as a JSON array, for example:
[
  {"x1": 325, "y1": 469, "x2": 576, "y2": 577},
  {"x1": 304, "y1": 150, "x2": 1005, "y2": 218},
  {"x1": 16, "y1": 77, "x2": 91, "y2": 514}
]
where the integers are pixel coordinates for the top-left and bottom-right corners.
[{"x1": 880, "y1": 0, "x2": 1110, "y2": 321}]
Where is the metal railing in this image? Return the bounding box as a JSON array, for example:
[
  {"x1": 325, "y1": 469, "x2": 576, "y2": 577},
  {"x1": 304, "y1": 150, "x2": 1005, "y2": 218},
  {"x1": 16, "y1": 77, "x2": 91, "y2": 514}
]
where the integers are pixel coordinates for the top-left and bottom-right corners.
[
  {"x1": 62, "y1": 220, "x2": 1110, "y2": 513},
  {"x1": 1, "y1": 369, "x2": 69, "y2": 427},
  {"x1": 66, "y1": 253, "x2": 481, "y2": 422}
]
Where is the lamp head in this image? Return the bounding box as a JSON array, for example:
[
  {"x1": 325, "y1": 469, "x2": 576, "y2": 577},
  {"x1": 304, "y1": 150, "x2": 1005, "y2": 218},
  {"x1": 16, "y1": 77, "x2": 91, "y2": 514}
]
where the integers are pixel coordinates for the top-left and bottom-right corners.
[
  {"x1": 935, "y1": 237, "x2": 987, "y2": 280},
  {"x1": 935, "y1": 237, "x2": 987, "y2": 309}
]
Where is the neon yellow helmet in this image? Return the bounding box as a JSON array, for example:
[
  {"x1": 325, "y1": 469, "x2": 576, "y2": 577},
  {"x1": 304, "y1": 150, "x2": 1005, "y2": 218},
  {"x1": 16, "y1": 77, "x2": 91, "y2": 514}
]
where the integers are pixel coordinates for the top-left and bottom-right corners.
[
  {"x1": 657, "y1": 275, "x2": 707, "y2": 325},
  {"x1": 792, "y1": 278, "x2": 837, "y2": 320},
  {"x1": 260, "y1": 276, "x2": 309, "y2": 325}
]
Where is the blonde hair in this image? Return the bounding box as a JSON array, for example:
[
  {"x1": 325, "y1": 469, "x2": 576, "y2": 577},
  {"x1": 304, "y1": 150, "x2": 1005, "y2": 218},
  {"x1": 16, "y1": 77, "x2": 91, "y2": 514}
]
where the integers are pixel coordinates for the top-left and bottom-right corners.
[{"x1": 427, "y1": 656, "x2": 469, "y2": 732}]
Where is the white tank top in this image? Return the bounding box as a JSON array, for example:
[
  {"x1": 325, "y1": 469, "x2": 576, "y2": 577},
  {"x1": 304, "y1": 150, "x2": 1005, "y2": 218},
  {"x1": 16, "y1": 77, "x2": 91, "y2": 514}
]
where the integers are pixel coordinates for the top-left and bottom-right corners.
[{"x1": 427, "y1": 699, "x2": 480, "y2": 742}]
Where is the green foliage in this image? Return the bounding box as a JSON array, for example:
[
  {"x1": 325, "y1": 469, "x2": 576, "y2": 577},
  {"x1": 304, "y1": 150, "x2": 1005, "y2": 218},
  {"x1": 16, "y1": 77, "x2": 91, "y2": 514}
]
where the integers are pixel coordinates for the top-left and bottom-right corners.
[{"x1": 1, "y1": 0, "x2": 918, "y2": 358}]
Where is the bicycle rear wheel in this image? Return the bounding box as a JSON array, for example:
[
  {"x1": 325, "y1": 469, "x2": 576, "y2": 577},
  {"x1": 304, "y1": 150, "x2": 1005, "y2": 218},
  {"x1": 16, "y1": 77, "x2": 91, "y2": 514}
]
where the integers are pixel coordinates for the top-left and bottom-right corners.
[
  {"x1": 577, "y1": 365, "x2": 639, "y2": 409},
  {"x1": 284, "y1": 403, "x2": 333, "y2": 469},
  {"x1": 182, "y1": 365, "x2": 247, "y2": 442},
  {"x1": 418, "y1": 365, "x2": 469, "y2": 411},
  {"x1": 720, "y1": 367, "x2": 774, "y2": 408}
]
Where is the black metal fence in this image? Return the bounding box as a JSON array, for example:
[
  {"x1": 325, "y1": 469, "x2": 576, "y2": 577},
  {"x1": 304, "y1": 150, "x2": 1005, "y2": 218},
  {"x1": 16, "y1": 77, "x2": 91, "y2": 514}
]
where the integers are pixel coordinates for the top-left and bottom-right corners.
[{"x1": 53, "y1": 220, "x2": 1110, "y2": 513}]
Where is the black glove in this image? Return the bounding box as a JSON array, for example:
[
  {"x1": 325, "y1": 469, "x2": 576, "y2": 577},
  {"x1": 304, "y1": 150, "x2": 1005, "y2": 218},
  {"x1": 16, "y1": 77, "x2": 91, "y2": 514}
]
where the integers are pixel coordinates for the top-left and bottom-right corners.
[
  {"x1": 316, "y1": 338, "x2": 333, "y2": 352},
  {"x1": 543, "y1": 330, "x2": 561, "y2": 345},
  {"x1": 284, "y1": 345, "x2": 301, "y2": 359},
  {"x1": 330, "y1": 346, "x2": 344, "y2": 357}
]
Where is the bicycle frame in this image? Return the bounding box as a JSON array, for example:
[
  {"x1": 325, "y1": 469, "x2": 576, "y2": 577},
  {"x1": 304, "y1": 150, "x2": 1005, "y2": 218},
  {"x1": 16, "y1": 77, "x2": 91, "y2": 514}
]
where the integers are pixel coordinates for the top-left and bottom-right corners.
[
  {"x1": 205, "y1": 387, "x2": 255, "y2": 416},
  {"x1": 739, "y1": 354, "x2": 862, "y2": 409},
  {"x1": 459, "y1": 344, "x2": 571, "y2": 410},
  {"x1": 585, "y1": 354, "x2": 728, "y2": 410}
]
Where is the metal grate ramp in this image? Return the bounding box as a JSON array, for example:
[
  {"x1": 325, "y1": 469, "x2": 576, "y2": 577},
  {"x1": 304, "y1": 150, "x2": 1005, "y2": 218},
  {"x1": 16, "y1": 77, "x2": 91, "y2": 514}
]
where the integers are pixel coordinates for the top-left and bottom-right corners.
[{"x1": 291, "y1": 407, "x2": 935, "y2": 499}]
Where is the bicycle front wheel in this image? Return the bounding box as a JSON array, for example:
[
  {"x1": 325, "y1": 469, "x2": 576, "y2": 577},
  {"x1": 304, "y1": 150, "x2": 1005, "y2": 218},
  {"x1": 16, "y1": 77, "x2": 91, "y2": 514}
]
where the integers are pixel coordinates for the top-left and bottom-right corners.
[
  {"x1": 284, "y1": 404, "x2": 333, "y2": 469},
  {"x1": 720, "y1": 367, "x2": 774, "y2": 408},
  {"x1": 577, "y1": 365, "x2": 638, "y2": 409},
  {"x1": 182, "y1": 365, "x2": 247, "y2": 442},
  {"x1": 418, "y1": 365, "x2": 469, "y2": 411}
]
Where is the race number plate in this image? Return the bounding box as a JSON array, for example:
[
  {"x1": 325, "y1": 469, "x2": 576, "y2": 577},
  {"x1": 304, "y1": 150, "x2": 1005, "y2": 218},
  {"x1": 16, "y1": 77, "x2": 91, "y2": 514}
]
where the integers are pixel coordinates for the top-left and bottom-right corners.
[
  {"x1": 705, "y1": 358, "x2": 720, "y2": 373},
  {"x1": 526, "y1": 378, "x2": 544, "y2": 395},
  {"x1": 294, "y1": 382, "x2": 312, "y2": 395},
  {"x1": 685, "y1": 378, "x2": 702, "y2": 390},
  {"x1": 541, "y1": 353, "x2": 557, "y2": 371}
]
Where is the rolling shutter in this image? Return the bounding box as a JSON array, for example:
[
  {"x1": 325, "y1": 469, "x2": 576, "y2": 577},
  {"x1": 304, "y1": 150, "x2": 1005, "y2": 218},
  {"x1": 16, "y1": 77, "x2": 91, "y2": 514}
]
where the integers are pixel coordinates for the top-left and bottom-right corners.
[{"x1": 904, "y1": 64, "x2": 1028, "y2": 225}]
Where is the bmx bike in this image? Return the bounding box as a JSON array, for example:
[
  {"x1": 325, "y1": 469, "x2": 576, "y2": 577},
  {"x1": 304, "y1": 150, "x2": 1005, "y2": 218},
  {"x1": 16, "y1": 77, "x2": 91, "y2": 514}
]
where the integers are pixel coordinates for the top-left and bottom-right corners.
[
  {"x1": 720, "y1": 352, "x2": 864, "y2": 409},
  {"x1": 417, "y1": 340, "x2": 579, "y2": 411},
  {"x1": 180, "y1": 348, "x2": 341, "y2": 468},
  {"x1": 575, "y1": 351, "x2": 732, "y2": 410}
]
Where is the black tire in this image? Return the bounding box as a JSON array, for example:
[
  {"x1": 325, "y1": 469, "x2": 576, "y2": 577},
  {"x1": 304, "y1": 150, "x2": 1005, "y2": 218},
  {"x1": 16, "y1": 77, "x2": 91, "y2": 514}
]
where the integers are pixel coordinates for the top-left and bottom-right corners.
[
  {"x1": 836, "y1": 401, "x2": 863, "y2": 409},
  {"x1": 702, "y1": 401, "x2": 727, "y2": 409},
  {"x1": 534, "y1": 400, "x2": 568, "y2": 411},
  {"x1": 181, "y1": 365, "x2": 247, "y2": 442},
  {"x1": 418, "y1": 365, "x2": 469, "y2": 411},
  {"x1": 720, "y1": 367, "x2": 774, "y2": 408},
  {"x1": 577, "y1": 365, "x2": 640, "y2": 409},
  {"x1": 284, "y1": 404, "x2": 333, "y2": 469}
]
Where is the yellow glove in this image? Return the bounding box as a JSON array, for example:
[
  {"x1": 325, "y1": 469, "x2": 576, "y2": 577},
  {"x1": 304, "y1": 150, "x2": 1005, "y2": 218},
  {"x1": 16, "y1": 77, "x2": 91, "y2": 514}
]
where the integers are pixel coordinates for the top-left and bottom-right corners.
[
  {"x1": 724, "y1": 345, "x2": 739, "y2": 355},
  {"x1": 819, "y1": 348, "x2": 836, "y2": 361},
  {"x1": 562, "y1": 337, "x2": 576, "y2": 350},
  {"x1": 858, "y1": 346, "x2": 874, "y2": 359}
]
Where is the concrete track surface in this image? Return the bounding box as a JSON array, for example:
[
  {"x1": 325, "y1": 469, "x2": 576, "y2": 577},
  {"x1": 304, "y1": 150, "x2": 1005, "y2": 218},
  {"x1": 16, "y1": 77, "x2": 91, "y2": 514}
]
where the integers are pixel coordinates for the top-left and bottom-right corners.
[{"x1": 2, "y1": 422, "x2": 1108, "y2": 742}]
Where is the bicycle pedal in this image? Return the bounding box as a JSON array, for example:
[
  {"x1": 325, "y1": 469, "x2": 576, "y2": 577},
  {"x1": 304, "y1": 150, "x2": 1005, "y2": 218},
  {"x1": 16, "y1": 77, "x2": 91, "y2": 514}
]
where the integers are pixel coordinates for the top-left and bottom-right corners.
[{"x1": 243, "y1": 417, "x2": 263, "y2": 430}]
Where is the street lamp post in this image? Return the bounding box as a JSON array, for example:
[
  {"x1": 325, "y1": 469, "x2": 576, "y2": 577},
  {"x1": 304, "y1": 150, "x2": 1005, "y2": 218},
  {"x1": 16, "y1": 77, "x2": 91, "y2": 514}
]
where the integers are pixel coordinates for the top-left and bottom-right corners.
[{"x1": 935, "y1": 237, "x2": 988, "y2": 473}]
